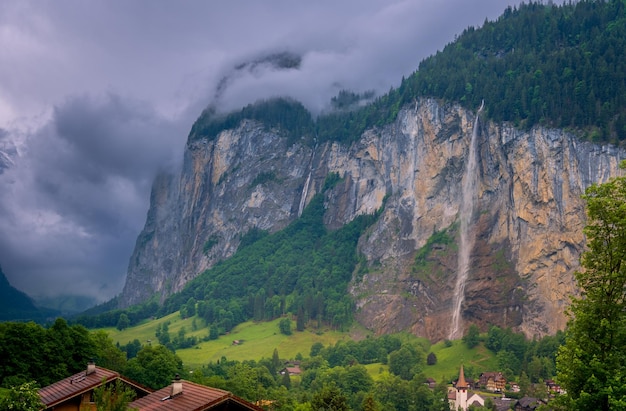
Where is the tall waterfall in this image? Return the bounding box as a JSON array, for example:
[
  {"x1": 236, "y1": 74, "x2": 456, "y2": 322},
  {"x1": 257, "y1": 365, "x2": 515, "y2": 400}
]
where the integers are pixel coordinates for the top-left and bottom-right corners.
[
  {"x1": 298, "y1": 170, "x2": 312, "y2": 217},
  {"x1": 298, "y1": 141, "x2": 317, "y2": 217},
  {"x1": 449, "y1": 101, "x2": 484, "y2": 340}
]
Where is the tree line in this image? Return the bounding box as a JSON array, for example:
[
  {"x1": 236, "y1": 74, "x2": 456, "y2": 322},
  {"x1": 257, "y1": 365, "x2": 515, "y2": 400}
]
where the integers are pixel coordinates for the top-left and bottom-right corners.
[
  {"x1": 0, "y1": 319, "x2": 182, "y2": 391},
  {"x1": 188, "y1": 1, "x2": 626, "y2": 149}
]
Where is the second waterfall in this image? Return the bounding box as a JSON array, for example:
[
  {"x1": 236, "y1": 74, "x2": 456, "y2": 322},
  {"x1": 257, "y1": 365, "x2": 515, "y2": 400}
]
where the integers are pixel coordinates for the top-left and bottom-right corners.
[{"x1": 449, "y1": 101, "x2": 484, "y2": 340}]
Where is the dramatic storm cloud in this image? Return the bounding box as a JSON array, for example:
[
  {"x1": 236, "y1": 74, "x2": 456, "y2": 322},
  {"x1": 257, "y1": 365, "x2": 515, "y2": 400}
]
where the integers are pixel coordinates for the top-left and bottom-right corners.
[{"x1": 0, "y1": 0, "x2": 523, "y2": 302}]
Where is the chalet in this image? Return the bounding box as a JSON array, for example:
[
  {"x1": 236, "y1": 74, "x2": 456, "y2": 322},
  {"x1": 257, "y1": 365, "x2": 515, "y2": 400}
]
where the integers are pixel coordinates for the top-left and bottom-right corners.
[
  {"x1": 479, "y1": 371, "x2": 506, "y2": 392},
  {"x1": 39, "y1": 362, "x2": 263, "y2": 411},
  {"x1": 279, "y1": 365, "x2": 302, "y2": 376},
  {"x1": 425, "y1": 377, "x2": 436, "y2": 389},
  {"x1": 38, "y1": 361, "x2": 152, "y2": 411},
  {"x1": 545, "y1": 379, "x2": 564, "y2": 394},
  {"x1": 128, "y1": 374, "x2": 263, "y2": 411}
]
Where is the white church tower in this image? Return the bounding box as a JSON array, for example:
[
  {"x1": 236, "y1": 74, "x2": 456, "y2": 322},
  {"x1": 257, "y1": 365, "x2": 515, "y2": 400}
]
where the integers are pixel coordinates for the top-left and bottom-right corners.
[{"x1": 454, "y1": 364, "x2": 469, "y2": 411}]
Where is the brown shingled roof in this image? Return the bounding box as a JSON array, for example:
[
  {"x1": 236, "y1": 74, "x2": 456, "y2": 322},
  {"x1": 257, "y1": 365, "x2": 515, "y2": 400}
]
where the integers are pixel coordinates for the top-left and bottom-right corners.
[
  {"x1": 38, "y1": 366, "x2": 141, "y2": 408},
  {"x1": 456, "y1": 364, "x2": 468, "y2": 389},
  {"x1": 128, "y1": 379, "x2": 263, "y2": 411}
]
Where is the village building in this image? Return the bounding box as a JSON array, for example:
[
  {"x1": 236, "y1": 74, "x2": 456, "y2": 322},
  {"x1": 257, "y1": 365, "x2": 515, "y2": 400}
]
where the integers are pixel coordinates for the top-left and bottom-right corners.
[
  {"x1": 545, "y1": 379, "x2": 565, "y2": 395},
  {"x1": 39, "y1": 362, "x2": 262, "y2": 411},
  {"x1": 479, "y1": 371, "x2": 507, "y2": 392},
  {"x1": 129, "y1": 374, "x2": 263, "y2": 411},
  {"x1": 38, "y1": 361, "x2": 151, "y2": 411},
  {"x1": 279, "y1": 365, "x2": 302, "y2": 376},
  {"x1": 448, "y1": 365, "x2": 485, "y2": 411}
]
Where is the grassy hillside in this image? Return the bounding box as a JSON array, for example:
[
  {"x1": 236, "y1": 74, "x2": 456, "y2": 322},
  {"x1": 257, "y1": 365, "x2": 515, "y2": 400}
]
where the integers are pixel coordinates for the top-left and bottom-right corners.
[
  {"x1": 425, "y1": 339, "x2": 499, "y2": 382},
  {"x1": 103, "y1": 312, "x2": 498, "y2": 381},
  {"x1": 106, "y1": 315, "x2": 363, "y2": 367}
]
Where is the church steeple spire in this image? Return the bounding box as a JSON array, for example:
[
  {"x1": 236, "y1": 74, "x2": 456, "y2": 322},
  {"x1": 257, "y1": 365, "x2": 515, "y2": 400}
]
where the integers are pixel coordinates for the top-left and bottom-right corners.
[
  {"x1": 455, "y1": 364, "x2": 469, "y2": 410},
  {"x1": 457, "y1": 364, "x2": 468, "y2": 390}
]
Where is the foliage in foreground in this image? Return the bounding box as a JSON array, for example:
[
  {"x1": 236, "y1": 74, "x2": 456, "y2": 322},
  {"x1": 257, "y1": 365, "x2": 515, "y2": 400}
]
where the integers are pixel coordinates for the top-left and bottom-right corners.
[
  {"x1": 0, "y1": 381, "x2": 43, "y2": 411},
  {"x1": 93, "y1": 378, "x2": 138, "y2": 411},
  {"x1": 556, "y1": 162, "x2": 626, "y2": 410}
]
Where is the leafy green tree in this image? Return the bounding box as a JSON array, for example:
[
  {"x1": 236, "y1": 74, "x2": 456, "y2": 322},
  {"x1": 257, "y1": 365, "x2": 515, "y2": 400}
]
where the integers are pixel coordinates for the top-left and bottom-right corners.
[
  {"x1": 310, "y1": 342, "x2": 324, "y2": 357},
  {"x1": 374, "y1": 372, "x2": 413, "y2": 411},
  {"x1": 121, "y1": 339, "x2": 142, "y2": 360},
  {"x1": 90, "y1": 330, "x2": 127, "y2": 371},
  {"x1": 0, "y1": 381, "x2": 43, "y2": 411},
  {"x1": 431, "y1": 380, "x2": 451, "y2": 411},
  {"x1": 209, "y1": 325, "x2": 219, "y2": 340},
  {"x1": 47, "y1": 319, "x2": 95, "y2": 383},
  {"x1": 388, "y1": 345, "x2": 423, "y2": 380},
  {"x1": 116, "y1": 313, "x2": 130, "y2": 331},
  {"x1": 92, "y1": 378, "x2": 138, "y2": 411},
  {"x1": 412, "y1": 383, "x2": 435, "y2": 411},
  {"x1": 343, "y1": 365, "x2": 373, "y2": 394},
  {"x1": 463, "y1": 324, "x2": 480, "y2": 348},
  {"x1": 124, "y1": 345, "x2": 183, "y2": 390},
  {"x1": 557, "y1": 168, "x2": 626, "y2": 410},
  {"x1": 0, "y1": 322, "x2": 48, "y2": 387},
  {"x1": 518, "y1": 371, "x2": 531, "y2": 397},
  {"x1": 526, "y1": 355, "x2": 553, "y2": 383},
  {"x1": 362, "y1": 394, "x2": 380, "y2": 411},
  {"x1": 226, "y1": 363, "x2": 267, "y2": 402},
  {"x1": 279, "y1": 318, "x2": 292, "y2": 335},
  {"x1": 187, "y1": 297, "x2": 197, "y2": 316},
  {"x1": 310, "y1": 383, "x2": 350, "y2": 411}
]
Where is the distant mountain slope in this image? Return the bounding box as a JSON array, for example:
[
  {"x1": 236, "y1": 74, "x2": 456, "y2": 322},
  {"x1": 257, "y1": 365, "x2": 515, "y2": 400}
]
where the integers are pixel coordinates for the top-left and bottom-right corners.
[
  {"x1": 107, "y1": 0, "x2": 626, "y2": 340},
  {"x1": 191, "y1": 2, "x2": 626, "y2": 148},
  {"x1": 410, "y1": 0, "x2": 626, "y2": 142},
  {"x1": 0, "y1": 265, "x2": 48, "y2": 321}
]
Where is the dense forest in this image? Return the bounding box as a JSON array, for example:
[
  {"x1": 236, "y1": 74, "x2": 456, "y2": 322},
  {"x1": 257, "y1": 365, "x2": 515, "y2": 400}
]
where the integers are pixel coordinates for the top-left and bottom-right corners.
[
  {"x1": 0, "y1": 318, "x2": 563, "y2": 411},
  {"x1": 76, "y1": 175, "x2": 382, "y2": 342},
  {"x1": 190, "y1": 0, "x2": 626, "y2": 146}
]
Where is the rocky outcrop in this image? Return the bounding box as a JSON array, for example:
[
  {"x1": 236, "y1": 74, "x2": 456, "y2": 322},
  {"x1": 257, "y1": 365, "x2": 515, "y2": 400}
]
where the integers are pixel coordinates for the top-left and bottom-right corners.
[{"x1": 120, "y1": 98, "x2": 624, "y2": 340}]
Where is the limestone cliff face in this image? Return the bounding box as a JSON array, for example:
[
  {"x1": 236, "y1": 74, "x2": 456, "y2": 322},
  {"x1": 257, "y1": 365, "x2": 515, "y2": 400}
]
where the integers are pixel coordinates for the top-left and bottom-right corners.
[{"x1": 120, "y1": 99, "x2": 624, "y2": 340}]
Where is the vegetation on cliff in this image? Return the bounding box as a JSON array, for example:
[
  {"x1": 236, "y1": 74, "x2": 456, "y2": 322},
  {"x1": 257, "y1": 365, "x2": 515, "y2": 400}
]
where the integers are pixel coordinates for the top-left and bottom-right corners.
[
  {"x1": 77, "y1": 177, "x2": 380, "y2": 336},
  {"x1": 157, "y1": 191, "x2": 379, "y2": 336},
  {"x1": 412, "y1": 0, "x2": 626, "y2": 142},
  {"x1": 189, "y1": 97, "x2": 315, "y2": 144}
]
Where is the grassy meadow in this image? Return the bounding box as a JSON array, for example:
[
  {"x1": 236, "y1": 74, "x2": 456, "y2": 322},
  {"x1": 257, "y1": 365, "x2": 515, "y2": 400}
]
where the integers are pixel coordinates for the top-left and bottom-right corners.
[{"x1": 102, "y1": 313, "x2": 497, "y2": 382}]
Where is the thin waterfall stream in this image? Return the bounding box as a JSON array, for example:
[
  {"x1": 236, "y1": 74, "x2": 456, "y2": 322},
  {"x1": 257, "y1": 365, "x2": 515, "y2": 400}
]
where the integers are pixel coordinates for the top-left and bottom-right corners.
[
  {"x1": 449, "y1": 101, "x2": 484, "y2": 340},
  {"x1": 298, "y1": 140, "x2": 317, "y2": 217}
]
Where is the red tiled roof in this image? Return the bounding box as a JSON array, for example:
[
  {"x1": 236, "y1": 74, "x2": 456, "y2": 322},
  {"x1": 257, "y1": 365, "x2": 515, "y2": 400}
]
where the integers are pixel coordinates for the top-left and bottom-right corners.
[
  {"x1": 38, "y1": 366, "x2": 152, "y2": 408},
  {"x1": 128, "y1": 380, "x2": 263, "y2": 411},
  {"x1": 39, "y1": 367, "x2": 119, "y2": 407}
]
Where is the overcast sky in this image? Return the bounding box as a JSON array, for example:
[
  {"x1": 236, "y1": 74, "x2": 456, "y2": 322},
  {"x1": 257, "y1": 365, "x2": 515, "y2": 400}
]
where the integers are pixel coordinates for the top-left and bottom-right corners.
[{"x1": 0, "y1": 0, "x2": 523, "y2": 303}]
